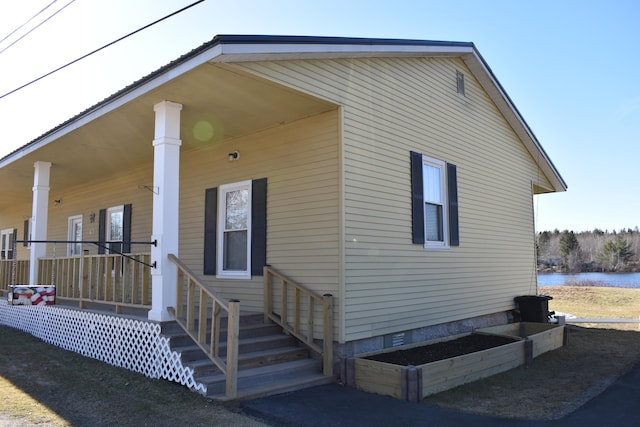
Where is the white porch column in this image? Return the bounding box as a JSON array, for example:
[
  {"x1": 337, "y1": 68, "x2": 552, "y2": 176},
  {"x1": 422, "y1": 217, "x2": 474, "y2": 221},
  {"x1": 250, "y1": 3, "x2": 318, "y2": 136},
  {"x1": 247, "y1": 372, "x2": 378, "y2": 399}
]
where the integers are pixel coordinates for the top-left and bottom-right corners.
[
  {"x1": 148, "y1": 100, "x2": 183, "y2": 322},
  {"x1": 29, "y1": 161, "x2": 51, "y2": 285}
]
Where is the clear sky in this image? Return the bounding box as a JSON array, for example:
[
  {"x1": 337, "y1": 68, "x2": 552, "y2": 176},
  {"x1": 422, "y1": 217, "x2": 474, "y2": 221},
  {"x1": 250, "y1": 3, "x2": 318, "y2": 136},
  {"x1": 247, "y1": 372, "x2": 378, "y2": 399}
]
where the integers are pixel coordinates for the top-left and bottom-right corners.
[{"x1": 1, "y1": 0, "x2": 638, "y2": 233}]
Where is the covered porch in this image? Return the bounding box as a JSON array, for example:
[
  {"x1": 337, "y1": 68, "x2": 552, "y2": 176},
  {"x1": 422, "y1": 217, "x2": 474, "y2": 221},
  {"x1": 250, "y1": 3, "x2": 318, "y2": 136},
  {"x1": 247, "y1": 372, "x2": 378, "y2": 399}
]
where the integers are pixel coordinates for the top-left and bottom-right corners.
[
  {"x1": 0, "y1": 56, "x2": 337, "y2": 315},
  {"x1": 0, "y1": 52, "x2": 338, "y2": 399},
  {"x1": 0, "y1": 248, "x2": 334, "y2": 400}
]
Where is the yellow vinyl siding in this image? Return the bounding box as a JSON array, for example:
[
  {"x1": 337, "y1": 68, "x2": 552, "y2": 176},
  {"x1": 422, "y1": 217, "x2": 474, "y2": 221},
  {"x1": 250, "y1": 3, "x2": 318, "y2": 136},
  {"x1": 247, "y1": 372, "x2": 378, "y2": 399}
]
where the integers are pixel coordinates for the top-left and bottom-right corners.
[
  {"x1": 178, "y1": 110, "x2": 340, "y2": 311},
  {"x1": 1, "y1": 53, "x2": 550, "y2": 345},
  {"x1": 0, "y1": 166, "x2": 155, "y2": 293},
  {"x1": 18, "y1": 165, "x2": 154, "y2": 258},
  {"x1": 5, "y1": 110, "x2": 339, "y2": 316},
  {"x1": 23, "y1": 110, "x2": 340, "y2": 314},
  {"x1": 0, "y1": 204, "x2": 32, "y2": 262},
  {"x1": 237, "y1": 57, "x2": 548, "y2": 341}
]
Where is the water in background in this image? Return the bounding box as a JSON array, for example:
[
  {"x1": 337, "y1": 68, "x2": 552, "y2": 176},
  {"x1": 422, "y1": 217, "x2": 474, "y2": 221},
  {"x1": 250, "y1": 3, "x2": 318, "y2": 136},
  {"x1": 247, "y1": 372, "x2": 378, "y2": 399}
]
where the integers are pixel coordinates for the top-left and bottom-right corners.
[{"x1": 538, "y1": 272, "x2": 640, "y2": 289}]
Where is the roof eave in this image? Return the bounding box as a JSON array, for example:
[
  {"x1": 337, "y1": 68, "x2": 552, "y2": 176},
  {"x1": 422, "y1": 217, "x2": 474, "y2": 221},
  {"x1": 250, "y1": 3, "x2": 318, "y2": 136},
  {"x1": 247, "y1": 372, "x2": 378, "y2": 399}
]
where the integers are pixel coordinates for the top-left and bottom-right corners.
[
  {"x1": 0, "y1": 36, "x2": 476, "y2": 167},
  {"x1": 212, "y1": 35, "x2": 475, "y2": 62},
  {"x1": 0, "y1": 35, "x2": 567, "y2": 194},
  {"x1": 0, "y1": 43, "x2": 224, "y2": 168},
  {"x1": 462, "y1": 50, "x2": 567, "y2": 193}
]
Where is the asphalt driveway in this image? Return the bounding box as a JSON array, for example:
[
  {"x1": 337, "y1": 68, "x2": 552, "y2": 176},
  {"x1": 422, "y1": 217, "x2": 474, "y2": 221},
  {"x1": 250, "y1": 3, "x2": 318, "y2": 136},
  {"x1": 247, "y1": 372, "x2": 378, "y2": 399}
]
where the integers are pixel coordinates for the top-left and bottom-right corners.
[{"x1": 242, "y1": 362, "x2": 640, "y2": 427}]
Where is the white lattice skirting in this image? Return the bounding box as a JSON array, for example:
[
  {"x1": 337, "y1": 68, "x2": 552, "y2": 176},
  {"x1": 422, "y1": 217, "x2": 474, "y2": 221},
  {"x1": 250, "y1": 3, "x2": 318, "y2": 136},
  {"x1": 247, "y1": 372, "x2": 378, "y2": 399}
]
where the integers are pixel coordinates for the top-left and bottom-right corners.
[{"x1": 0, "y1": 300, "x2": 206, "y2": 394}]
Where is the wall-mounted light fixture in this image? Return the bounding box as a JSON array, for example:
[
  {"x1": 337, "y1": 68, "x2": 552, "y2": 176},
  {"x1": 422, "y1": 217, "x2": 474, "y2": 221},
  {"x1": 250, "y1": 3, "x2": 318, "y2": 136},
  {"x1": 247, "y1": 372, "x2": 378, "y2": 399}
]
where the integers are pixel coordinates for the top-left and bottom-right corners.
[{"x1": 228, "y1": 151, "x2": 240, "y2": 161}]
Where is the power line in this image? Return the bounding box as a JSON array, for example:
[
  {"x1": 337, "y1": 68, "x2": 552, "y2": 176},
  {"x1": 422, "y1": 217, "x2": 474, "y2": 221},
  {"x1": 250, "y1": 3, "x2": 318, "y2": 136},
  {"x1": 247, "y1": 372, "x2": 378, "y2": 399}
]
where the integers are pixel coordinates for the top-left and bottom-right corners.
[
  {"x1": 0, "y1": 0, "x2": 205, "y2": 101},
  {"x1": 0, "y1": 0, "x2": 59, "y2": 45},
  {"x1": 0, "y1": 0, "x2": 76, "y2": 56}
]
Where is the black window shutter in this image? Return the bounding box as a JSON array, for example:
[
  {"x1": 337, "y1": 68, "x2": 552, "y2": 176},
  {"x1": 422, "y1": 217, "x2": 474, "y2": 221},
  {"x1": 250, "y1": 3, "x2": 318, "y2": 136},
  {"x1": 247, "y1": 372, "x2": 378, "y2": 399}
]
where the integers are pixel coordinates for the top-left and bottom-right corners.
[
  {"x1": 10, "y1": 229, "x2": 17, "y2": 259},
  {"x1": 203, "y1": 187, "x2": 217, "y2": 275},
  {"x1": 447, "y1": 163, "x2": 459, "y2": 247},
  {"x1": 251, "y1": 178, "x2": 267, "y2": 276},
  {"x1": 23, "y1": 219, "x2": 29, "y2": 247},
  {"x1": 410, "y1": 151, "x2": 424, "y2": 244},
  {"x1": 122, "y1": 204, "x2": 132, "y2": 253},
  {"x1": 98, "y1": 209, "x2": 106, "y2": 254}
]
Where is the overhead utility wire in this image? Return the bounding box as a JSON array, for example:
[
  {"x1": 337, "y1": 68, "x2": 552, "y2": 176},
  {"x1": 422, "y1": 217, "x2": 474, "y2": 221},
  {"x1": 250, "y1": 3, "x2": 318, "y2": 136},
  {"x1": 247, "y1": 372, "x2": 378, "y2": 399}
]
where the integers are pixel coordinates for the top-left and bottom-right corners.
[
  {"x1": 0, "y1": 0, "x2": 205, "y2": 101},
  {"x1": 0, "y1": 0, "x2": 76, "y2": 56},
  {"x1": 0, "y1": 0, "x2": 61, "y2": 46}
]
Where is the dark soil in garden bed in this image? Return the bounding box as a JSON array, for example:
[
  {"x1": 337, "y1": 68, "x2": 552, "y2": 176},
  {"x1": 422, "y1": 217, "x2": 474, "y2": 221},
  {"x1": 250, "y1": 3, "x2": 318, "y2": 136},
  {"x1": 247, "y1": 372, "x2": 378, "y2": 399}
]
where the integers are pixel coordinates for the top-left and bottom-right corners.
[{"x1": 365, "y1": 333, "x2": 519, "y2": 366}]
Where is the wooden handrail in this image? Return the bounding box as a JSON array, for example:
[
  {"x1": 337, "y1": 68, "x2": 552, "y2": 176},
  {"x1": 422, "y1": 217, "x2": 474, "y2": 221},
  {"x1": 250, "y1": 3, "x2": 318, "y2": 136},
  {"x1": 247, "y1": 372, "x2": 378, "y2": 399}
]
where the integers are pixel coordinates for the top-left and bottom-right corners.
[
  {"x1": 36, "y1": 253, "x2": 152, "y2": 312},
  {"x1": 167, "y1": 254, "x2": 239, "y2": 399},
  {"x1": 167, "y1": 254, "x2": 229, "y2": 308},
  {"x1": 263, "y1": 266, "x2": 333, "y2": 376}
]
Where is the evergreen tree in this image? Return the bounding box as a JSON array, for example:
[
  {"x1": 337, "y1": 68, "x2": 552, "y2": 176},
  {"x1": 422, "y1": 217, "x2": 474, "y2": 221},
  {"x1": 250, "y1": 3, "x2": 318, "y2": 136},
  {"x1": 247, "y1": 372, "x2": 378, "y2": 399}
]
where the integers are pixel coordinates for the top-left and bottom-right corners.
[
  {"x1": 559, "y1": 231, "x2": 581, "y2": 271},
  {"x1": 536, "y1": 227, "x2": 640, "y2": 272},
  {"x1": 600, "y1": 235, "x2": 633, "y2": 270},
  {"x1": 537, "y1": 231, "x2": 551, "y2": 260}
]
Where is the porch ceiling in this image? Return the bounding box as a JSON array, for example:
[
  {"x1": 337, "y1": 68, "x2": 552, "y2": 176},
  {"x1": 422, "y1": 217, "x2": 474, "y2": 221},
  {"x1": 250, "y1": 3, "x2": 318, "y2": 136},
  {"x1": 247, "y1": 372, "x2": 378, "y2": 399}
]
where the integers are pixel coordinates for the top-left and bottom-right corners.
[{"x1": 0, "y1": 63, "x2": 337, "y2": 206}]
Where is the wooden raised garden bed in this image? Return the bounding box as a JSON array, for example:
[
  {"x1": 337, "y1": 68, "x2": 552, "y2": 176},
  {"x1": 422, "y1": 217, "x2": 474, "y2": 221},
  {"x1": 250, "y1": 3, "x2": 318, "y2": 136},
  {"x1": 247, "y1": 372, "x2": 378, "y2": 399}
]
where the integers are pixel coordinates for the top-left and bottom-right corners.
[
  {"x1": 476, "y1": 322, "x2": 565, "y2": 359},
  {"x1": 347, "y1": 323, "x2": 565, "y2": 402}
]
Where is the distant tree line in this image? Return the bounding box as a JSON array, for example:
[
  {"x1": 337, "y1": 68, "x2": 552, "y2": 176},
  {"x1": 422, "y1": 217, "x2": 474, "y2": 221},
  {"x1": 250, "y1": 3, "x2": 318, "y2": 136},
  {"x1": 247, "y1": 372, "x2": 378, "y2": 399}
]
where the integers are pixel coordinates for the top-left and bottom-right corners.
[{"x1": 537, "y1": 228, "x2": 640, "y2": 273}]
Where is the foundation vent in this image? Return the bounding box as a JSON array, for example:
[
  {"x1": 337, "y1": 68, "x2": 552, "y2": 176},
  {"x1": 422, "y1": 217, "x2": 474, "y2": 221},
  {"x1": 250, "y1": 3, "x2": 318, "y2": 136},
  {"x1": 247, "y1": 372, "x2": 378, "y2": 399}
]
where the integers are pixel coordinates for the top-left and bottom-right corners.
[{"x1": 384, "y1": 331, "x2": 412, "y2": 348}]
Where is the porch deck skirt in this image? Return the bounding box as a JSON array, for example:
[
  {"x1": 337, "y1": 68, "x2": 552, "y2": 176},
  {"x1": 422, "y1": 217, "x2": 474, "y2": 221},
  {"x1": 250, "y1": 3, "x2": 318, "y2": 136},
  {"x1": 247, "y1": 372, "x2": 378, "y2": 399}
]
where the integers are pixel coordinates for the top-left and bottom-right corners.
[{"x1": 0, "y1": 300, "x2": 206, "y2": 394}]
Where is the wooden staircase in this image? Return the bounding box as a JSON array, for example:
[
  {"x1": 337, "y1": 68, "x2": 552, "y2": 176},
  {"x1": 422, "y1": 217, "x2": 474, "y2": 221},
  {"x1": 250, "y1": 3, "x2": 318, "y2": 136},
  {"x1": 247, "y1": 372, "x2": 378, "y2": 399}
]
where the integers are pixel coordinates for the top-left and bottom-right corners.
[{"x1": 161, "y1": 313, "x2": 334, "y2": 401}]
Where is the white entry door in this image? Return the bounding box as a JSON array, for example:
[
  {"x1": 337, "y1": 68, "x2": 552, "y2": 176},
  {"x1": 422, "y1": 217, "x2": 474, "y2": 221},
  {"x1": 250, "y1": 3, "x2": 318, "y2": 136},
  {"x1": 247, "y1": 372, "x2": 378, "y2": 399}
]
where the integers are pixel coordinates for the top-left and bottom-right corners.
[{"x1": 68, "y1": 215, "x2": 83, "y2": 256}]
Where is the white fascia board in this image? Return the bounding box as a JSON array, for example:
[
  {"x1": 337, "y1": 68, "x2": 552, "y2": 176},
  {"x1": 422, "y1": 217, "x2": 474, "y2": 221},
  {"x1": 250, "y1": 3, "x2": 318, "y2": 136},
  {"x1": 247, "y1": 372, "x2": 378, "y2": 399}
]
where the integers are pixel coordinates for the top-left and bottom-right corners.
[{"x1": 212, "y1": 42, "x2": 474, "y2": 62}]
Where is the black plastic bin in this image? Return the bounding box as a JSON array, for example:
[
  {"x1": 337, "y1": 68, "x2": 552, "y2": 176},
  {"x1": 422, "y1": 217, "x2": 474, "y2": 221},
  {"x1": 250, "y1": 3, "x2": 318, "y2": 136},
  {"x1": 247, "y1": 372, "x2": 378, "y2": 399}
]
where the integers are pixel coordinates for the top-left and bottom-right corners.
[{"x1": 514, "y1": 295, "x2": 553, "y2": 323}]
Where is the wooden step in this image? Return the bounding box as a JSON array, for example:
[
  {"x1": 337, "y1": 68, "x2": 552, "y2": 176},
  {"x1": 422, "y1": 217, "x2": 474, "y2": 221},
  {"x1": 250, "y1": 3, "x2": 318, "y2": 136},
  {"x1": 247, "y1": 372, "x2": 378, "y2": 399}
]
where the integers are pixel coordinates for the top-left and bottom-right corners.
[
  {"x1": 172, "y1": 333, "x2": 298, "y2": 362},
  {"x1": 165, "y1": 322, "x2": 284, "y2": 349},
  {"x1": 200, "y1": 359, "x2": 333, "y2": 400},
  {"x1": 180, "y1": 343, "x2": 311, "y2": 377},
  {"x1": 185, "y1": 357, "x2": 223, "y2": 378},
  {"x1": 159, "y1": 313, "x2": 332, "y2": 401},
  {"x1": 163, "y1": 315, "x2": 283, "y2": 345},
  {"x1": 169, "y1": 311, "x2": 264, "y2": 331},
  {"x1": 236, "y1": 345, "x2": 310, "y2": 370}
]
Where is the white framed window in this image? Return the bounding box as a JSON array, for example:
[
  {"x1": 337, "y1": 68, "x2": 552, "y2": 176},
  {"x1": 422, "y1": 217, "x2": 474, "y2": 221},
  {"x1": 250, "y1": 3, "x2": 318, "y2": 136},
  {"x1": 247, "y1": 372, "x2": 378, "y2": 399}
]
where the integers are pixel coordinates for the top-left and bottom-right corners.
[
  {"x1": 67, "y1": 215, "x2": 83, "y2": 256},
  {"x1": 217, "y1": 180, "x2": 252, "y2": 279},
  {"x1": 423, "y1": 156, "x2": 448, "y2": 248},
  {"x1": 106, "y1": 205, "x2": 124, "y2": 253},
  {"x1": 1, "y1": 228, "x2": 14, "y2": 260}
]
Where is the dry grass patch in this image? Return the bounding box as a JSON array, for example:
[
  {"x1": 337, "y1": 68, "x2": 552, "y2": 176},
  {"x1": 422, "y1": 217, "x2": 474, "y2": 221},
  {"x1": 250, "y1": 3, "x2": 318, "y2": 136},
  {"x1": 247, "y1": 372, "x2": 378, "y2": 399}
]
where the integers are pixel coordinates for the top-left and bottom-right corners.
[
  {"x1": 423, "y1": 326, "x2": 640, "y2": 420},
  {"x1": 547, "y1": 285, "x2": 640, "y2": 319},
  {"x1": 423, "y1": 286, "x2": 640, "y2": 420},
  {"x1": 0, "y1": 375, "x2": 68, "y2": 426},
  {"x1": 0, "y1": 326, "x2": 267, "y2": 427}
]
